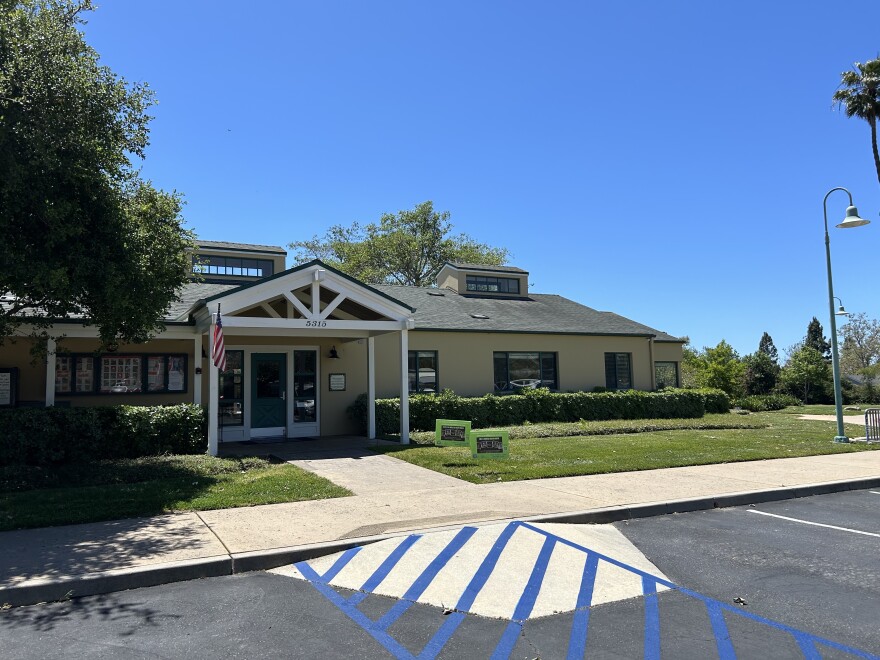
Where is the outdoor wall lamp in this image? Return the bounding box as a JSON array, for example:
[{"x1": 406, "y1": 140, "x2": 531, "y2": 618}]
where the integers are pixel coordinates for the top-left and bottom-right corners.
[
  {"x1": 328, "y1": 346, "x2": 341, "y2": 359},
  {"x1": 823, "y1": 187, "x2": 870, "y2": 443}
]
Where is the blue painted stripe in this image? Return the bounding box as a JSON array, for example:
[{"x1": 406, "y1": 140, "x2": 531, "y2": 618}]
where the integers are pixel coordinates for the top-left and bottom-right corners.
[
  {"x1": 511, "y1": 535, "x2": 556, "y2": 622},
  {"x1": 455, "y1": 521, "x2": 520, "y2": 611},
  {"x1": 792, "y1": 632, "x2": 823, "y2": 660},
  {"x1": 642, "y1": 576, "x2": 661, "y2": 660},
  {"x1": 404, "y1": 527, "x2": 478, "y2": 601},
  {"x1": 566, "y1": 553, "x2": 599, "y2": 660},
  {"x1": 705, "y1": 600, "x2": 736, "y2": 660},
  {"x1": 319, "y1": 546, "x2": 362, "y2": 583},
  {"x1": 296, "y1": 561, "x2": 417, "y2": 660},
  {"x1": 417, "y1": 612, "x2": 467, "y2": 660},
  {"x1": 348, "y1": 534, "x2": 422, "y2": 605},
  {"x1": 491, "y1": 621, "x2": 523, "y2": 660},
  {"x1": 376, "y1": 527, "x2": 479, "y2": 632},
  {"x1": 376, "y1": 600, "x2": 414, "y2": 631},
  {"x1": 674, "y1": 584, "x2": 880, "y2": 660},
  {"x1": 518, "y1": 521, "x2": 880, "y2": 660}
]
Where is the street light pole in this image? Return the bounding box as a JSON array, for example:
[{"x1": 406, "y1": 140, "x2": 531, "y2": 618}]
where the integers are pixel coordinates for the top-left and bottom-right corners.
[{"x1": 822, "y1": 187, "x2": 870, "y2": 443}]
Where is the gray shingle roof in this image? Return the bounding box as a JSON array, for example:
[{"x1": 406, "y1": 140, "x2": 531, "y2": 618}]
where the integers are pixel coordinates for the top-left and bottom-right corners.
[
  {"x1": 165, "y1": 282, "x2": 239, "y2": 321},
  {"x1": 371, "y1": 285, "x2": 682, "y2": 340},
  {"x1": 446, "y1": 262, "x2": 528, "y2": 274},
  {"x1": 4, "y1": 272, "x2": 682, "y2": 342},
  {"x1": 197, "y1": 240, "x2": 287, "y2": 254}
]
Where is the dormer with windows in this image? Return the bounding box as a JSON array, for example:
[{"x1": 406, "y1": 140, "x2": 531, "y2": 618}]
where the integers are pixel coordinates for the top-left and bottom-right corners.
[
  {"x1": 436, "y1": 262, "x2": 529, "y2": 297},
  {"x1": 191, "y1": 241, "x2": 287, "y2": 284}
]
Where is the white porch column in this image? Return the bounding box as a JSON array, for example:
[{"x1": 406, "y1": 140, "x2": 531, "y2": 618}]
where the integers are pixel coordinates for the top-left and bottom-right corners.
[
  {"x1": 44, "y1": 338, "x2": 56, "y2": 407},
  {"x1": 367, "y1": 336, "x2": 376, "y2": 440},
  {"x1": 399, "y1": 328, "x2": 409, "y2": 444},
  {"x1": 193, "y1": 334, "x2": 203, "y2": 406}
]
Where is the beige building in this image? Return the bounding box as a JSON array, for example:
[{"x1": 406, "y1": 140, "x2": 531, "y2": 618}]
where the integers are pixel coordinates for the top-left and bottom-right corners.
[{"x1": 0, "y1": 242, "x2": 683, "y2": 452}]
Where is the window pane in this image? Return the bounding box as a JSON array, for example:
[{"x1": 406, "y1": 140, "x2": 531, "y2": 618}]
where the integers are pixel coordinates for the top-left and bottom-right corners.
[
  {"x1": 55, "y1": 357, "x2": 72, "y2": 393},
  {"x1": 76, "y1": 357, "x2": 94, "y2": 392},
  {"x1": 147, "y1": 356, "x2": 166, "y2": 392},
  {"x1": 220, "y1": 351, "x2": 243, "y2": 425},
  {"x1": 540, "y1": 353, "x2": 557, "y2": 388},
  {"x1": 101, "y1": 356, "x2": 142, "y2": 393},
  {"x1": 655, "y1": 362, "x2": 678, "y2": 389},
  {"x1": 418, "y1": 352, "x2": 437, "y2": 392},
  {"x1": 616, "y1": 354, "x2": 632, "y2": 389},
  {"x1": 408, "y1": 352, "x2": 418, "y2": 393},
  {"x1": 168, "y1": 357, "x2": 185, "y2": 391},
  {"x1": 493, "y1": 353, "x2": 509, "y2": 391},
  {"x1": 509, "y1": 352, "x2": 540, "y2": 382}
]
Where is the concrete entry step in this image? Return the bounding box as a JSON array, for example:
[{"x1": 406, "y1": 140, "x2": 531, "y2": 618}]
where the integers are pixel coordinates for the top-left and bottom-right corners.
[{"x1": 271, "y1": 521, "x2": 669, "y2": 620}]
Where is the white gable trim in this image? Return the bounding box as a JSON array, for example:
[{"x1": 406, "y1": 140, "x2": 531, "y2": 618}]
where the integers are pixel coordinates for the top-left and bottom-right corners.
[{"x1": 206, "y1": 263, "x2": 412, "y2": 325}]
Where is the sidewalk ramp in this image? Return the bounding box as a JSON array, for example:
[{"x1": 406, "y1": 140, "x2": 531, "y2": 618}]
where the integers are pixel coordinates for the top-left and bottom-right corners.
[{"x1": 272, "y1": 521, "x2": 665, "y2": 620}]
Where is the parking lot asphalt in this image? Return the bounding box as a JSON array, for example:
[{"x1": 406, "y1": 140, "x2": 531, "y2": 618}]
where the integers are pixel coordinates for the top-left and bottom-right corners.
[
  {"x1": 1, "y1": 490, "x2": 877, "y2": 659},
  {"x1": 615, "y1": 488, "x2": 880, "y2": 655}
]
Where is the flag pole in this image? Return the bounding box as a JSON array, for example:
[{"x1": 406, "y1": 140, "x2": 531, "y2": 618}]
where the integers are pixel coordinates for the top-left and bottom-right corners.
[{"x1": 207, "y1": 306, "x2": 218, "y2": 456}]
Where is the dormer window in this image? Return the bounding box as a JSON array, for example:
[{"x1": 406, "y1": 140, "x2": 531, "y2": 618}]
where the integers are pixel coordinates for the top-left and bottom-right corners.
[
  {"x1": 193, "y1": 256, "x2": 274, "y2": 278},
  {"x1": 465, "y1": 275, "x2": 520, "y2": 295}
]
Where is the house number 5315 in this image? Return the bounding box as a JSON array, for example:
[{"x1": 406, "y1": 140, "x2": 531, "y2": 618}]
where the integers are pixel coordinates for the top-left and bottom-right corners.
[{"x1": 305, "y1": 320, "x2": 327, "y2": 327}]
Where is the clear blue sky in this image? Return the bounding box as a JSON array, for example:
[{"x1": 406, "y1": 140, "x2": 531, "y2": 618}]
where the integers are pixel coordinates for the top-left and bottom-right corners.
[{"x1": 82, "y1": 1, "x2": 880, "y2": 358}]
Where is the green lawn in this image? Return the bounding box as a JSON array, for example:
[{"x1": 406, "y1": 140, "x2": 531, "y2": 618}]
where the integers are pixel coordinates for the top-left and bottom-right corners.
[
  {"x1": 0, "y1": 455, "x2": 351, "y2": 531},
  {"x1": 376, "y1": 411, "x2": 879, "y2": 484},
  {"x1": 778, "y1": 404, "x2": 874, "y2": 415}
]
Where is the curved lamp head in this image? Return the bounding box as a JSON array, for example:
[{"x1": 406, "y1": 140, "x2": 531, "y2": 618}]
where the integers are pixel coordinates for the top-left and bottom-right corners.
[
  {"x1": 836, "y1": 305, "x2": 849, "y2": 316},
  {"x1": 836, "y1": 206, "x2": 870, "y2": 229}
]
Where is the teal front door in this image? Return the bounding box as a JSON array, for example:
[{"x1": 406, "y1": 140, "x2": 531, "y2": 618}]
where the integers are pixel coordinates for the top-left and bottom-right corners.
[{"x1": 251, "y1": 353, "x2": 286, "y2": 433}]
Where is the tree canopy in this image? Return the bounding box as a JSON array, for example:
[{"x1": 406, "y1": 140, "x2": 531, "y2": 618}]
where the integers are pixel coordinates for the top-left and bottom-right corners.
[
  {"x1": 805, "y1": 317, "x2": 831, "y2": 360},
  {"x1": 833, "y1": 57, "x2": 880, "y2": 185},
  {"x1": 757, "y1": 332, "x2": 779, "y2": 364},
  {"x1": 839, "y1": 312, "x2": 880, "y2": 374},
  {"x1": 289, "y1": 201, "x2": 510, "y2": 286},
  {"x1": 0, "y1": 0, "x2": 194, "y2": 349}
]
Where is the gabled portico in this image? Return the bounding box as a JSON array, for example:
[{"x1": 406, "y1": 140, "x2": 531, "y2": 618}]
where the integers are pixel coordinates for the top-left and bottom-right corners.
[{"x1": 187, "y1": 260, "x2": 415, "y2": 455}]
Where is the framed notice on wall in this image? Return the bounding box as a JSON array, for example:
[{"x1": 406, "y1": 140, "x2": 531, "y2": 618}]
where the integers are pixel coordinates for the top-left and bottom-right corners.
[
  {"x1": 329, "y1": 373, "x2": 346, "y2": 391},
  {"x1": 0, "y1": 368, "x2": 18, "y2": 407},
  {"x1": 470, "y1": 429, "x2": 509, "y2": 459},
  {"x1": 434, "y1": 419, "x2": 471, "y2": 447}
]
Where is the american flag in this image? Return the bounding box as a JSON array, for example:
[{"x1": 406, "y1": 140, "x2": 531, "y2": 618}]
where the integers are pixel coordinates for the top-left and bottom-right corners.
[{"x1": 212, "y1": 307, "x2": 227, "y2": 372}]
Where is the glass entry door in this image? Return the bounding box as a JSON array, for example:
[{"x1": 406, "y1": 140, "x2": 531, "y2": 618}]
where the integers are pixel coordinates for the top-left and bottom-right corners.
[
  {"x1": 250, "y1": 353, "x2": 287, "y2": 436},
  {"x1": 291, "y1": 349, "x2": 318, "y2": 436}
]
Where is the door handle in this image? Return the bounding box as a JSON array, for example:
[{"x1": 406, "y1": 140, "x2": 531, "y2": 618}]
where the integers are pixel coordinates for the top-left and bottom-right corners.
[{"x1": 281, "y1": 390, "x2": 286, "y2": 401}]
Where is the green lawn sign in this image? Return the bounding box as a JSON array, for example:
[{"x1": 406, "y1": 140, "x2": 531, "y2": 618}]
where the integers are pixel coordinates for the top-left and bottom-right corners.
[
  {"x1": 470, "y1": 429, "x2": 509, "y2": 459},
  {"x1": 435, "y1": 419, "x2": 472, "y2": 447}
]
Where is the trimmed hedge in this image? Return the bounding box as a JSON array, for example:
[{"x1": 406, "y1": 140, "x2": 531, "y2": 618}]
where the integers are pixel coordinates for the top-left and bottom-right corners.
[
  {"x1": 348, "y1": 388, "x2": 730, "y2": 435},
  {"x1": 736, "y1": 393, "x2": 801, "y2": 412},
  {"x1": 0, "y1": 404, "x2": 207, "y2": 466}
]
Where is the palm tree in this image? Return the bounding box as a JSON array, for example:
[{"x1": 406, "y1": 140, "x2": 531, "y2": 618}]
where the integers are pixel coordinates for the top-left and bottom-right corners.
[{"x1": 833, "y1": 58, "x2": 880, "y2": 185}]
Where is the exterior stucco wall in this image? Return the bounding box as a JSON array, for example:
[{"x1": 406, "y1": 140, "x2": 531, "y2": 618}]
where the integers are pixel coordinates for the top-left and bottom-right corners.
[
  {"x1": 373, "y1": 330, "x2": 669, "y2": 398},
  {"x1": 0, "y1": 339, "x2": 44, "y2": 402}
]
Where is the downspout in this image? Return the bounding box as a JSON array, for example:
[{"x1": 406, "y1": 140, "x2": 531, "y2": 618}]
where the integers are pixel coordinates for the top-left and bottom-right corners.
[{"x1": 648, "y1": 337, "x2": 656, "y2": 390}]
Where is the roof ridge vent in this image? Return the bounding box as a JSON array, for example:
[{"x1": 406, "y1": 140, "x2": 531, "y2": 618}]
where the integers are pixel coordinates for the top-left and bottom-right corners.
[{"x1": 470, "y1": 313, "x2": 490, "y2": 319}]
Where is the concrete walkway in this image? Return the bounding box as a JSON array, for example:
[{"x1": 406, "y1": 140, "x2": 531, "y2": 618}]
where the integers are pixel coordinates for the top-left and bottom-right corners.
[{"x1": 1, "y1": 449, "x2": 878, "y2": 607}]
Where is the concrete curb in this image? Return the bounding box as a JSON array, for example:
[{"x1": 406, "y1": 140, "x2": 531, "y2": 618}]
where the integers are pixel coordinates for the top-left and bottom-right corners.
[
  {"x1": 3, "y1": 476, "x2": 879, "y2": 608},
  {"x1": 0, "y1": 555, "x2": 231, "y2": 609}
]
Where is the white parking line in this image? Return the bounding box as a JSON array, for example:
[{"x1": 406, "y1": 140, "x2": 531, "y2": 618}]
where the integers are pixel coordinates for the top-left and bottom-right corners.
[
  {"x1": 747, "y1": 510, "x2": 880, "y2": 538},
  {"x1": 870, "y1": 491, "x2": 880, "y2": 495}
]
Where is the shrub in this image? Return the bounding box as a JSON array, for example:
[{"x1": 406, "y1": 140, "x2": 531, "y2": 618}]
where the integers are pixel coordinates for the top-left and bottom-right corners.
[
  {"x1": 695, "y1": 388, "x2": 730, "y2": 414},
  {"x1": 737, "y1": 394, "x2": 801, "y2": 412},
  {"x1": 348, "y1": 388, "x2": 712, "y2": 435},
  {"x1": 0, "y1": 404, "x2": 207, "y2": 466}
]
